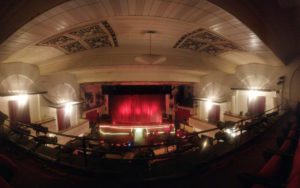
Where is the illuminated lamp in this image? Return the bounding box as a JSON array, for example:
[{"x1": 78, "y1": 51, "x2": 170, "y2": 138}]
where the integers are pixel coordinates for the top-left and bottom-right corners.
[
  {"x1": 64, "y1": 103, "x2": 73, "y2": 115},
  {"x1": 135, "y1": 30, "x2": 167, "y2": 65},
  {"x1": 217, "y1": 121, "x2": 235, "y2": 130},
  {"x1": 9, "y1": 94, "x2": 29, "y2": 107},
  {"x1": 202, "y1": 139, "x2": 208, "y2": 148},
  {"x1": 205, "y1": 99, "x2": 213, "y2": 112},
  {"x1": 1, "y1": 91, "x2": 47, "y2": 107}
]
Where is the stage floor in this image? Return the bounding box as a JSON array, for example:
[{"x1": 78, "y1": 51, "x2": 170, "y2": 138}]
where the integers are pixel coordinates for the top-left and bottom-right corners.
[{"x1": 98, "y1": 123, "x2": 175, "y2": 146}]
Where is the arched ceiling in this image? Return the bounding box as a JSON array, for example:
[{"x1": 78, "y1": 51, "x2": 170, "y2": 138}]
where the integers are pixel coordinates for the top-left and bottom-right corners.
[{"x1": 0, "y1": 0, "x2": 295, "y2": 83}]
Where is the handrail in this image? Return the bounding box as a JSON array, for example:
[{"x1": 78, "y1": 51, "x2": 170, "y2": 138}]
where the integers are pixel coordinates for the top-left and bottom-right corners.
[
  {"x1": 0, "y1": 105, "x2": 281, "y2": 160},
  {"x1": 3, "y1": 105, "x2": 281, "y2": 144},
  {"x1": 0, "y1": 104, "x2": 282, "y2": 172}
]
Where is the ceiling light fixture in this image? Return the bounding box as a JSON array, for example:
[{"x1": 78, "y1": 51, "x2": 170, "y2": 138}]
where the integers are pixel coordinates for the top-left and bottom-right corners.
[{"x1": 135, "y1": 30, "x2": 167, "y2": 65}]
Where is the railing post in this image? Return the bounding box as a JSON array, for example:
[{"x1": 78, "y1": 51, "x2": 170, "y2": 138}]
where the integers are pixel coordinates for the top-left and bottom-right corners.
[{"x1": 82, "y1": 136, "x2": 88, "y2": 167}]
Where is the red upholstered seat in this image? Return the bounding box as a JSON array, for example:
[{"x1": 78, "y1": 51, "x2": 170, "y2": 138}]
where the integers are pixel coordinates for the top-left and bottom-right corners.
[
  {"x1": 287, "y1": 130, "x2": 296, "y2": 138},
  {"x1": 258, "y1": 155, "x2": 281, "y2": 178},
  {"x1": 288, "y1": 140, "x2": 300, "y2": 181},
  {"x1": 278, "y1": 140, "x2": 292, "y2": 153},
  {"x1": 252, "y1": 184, "x2": 266, "y2": 188},
  {"x1": 0, "y1": 155, "x2": 17, "y2": 172},
  {"x1": 288, "y1": 174, "x2": 300, "y2": 188},
  {"x1": 0, "y1": 155, "x2": 17, "y2": 182},
  {"x1": 0, "y1": 176, "x2": 12, "y2": 188},
  {"x1": 291, "y1": 123, "x2": 297, "y2": 130}
]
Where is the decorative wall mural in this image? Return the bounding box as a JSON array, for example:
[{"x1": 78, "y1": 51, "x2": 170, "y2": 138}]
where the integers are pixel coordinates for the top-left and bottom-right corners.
[
  {"x1": 174, "y1": 28, "x2": 242, "y2": 55},
  {"x1": 37, "y1": 21, "x2": 118, "y2": 54},
  {"x1": 80, "y1": 83, "x2": 105, "y2": 111}
]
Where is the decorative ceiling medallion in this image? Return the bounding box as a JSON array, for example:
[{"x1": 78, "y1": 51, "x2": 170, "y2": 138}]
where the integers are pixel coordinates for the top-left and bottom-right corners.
[
  {"x1": 101, "y1": 21, "x2": 118, "y2": 47},
  {"x1": 174, "y1": 28, "x2": 242, "y2": 56},
  {"x1": 37, "y1": 21, "x2": 118, "y2": 54},
  {"x1": 69, "y1": 25, "x2": 106, "y2": 38},
  {"x1": 44, "y1": 36, "x2": 76, "y2": 46},
  {"x1": 60, "y1": 41, "x2": 86, "y2": 53},
  {"x1": 84, "y1": 36, "x2": 112, "y2": 48}
]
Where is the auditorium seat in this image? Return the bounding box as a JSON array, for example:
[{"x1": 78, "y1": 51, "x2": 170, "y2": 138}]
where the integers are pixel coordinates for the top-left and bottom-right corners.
[
  {"x1": 0, "y1": 176, "x2": 12, "y2": 188},
  {"x1": 257, "y1": 155, "x2": 282, "y2": 178},
  {"x1": 287, "y1": 140, "x2": 300, "y2": 182},
  {"x1": 278, "y1": 139, "x2": 293, "y2": 153},
  {"x1": 288, "y1": 130, "x2": 297, "y2": 138},
  {"x1": 242, "y1": 121, "x2": 298, "y2": 188},
  {"x1": 0, "y1": 154, "x2": 17, "y2": 182},
  {"x1": 285, "y1": 139, "x2": 300, "y2": 188},
  {"x1": 288, "y1": 174, "x2": 300, "y2": 188}
]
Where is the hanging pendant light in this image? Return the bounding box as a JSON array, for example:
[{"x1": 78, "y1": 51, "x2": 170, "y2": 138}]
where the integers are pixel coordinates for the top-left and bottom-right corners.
[{"x1": 135, "y1": 30, "x2": 167, "y2": 65}]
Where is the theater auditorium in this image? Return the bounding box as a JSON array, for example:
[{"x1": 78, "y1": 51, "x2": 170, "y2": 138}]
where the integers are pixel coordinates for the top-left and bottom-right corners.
[{"x1": 0, "y1": 0, "x2": 299, "y2": 187}]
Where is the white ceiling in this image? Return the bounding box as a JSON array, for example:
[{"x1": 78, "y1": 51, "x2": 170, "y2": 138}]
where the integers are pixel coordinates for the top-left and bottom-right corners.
[{"x1": 0, "y1": 0, "x2": 284, "y2": 83}]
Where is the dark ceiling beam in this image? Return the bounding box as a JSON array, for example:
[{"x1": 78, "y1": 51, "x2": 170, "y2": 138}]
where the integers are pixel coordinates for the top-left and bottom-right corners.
[
  {"x1": 0, "y1": 0, "x2": 69, "y2": 44},
  {"x1": 208, "y1": 0, "x2": 299, "y2": 64}
]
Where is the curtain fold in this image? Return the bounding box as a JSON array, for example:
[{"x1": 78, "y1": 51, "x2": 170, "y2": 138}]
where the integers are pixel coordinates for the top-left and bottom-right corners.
[{"x1": 110, "y1": 95, "x2": 165, "y2": 124}]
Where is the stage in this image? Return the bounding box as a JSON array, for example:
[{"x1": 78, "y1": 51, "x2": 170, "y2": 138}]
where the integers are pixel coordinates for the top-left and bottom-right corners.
[{"x1": 99, "y1": 123, "x2": 175, "y2": 146}]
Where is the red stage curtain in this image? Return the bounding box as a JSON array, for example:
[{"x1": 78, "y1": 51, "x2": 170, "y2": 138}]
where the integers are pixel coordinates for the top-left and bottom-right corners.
[{"x1": 110, "y1": 95, "x2": 165, "y2": 124}]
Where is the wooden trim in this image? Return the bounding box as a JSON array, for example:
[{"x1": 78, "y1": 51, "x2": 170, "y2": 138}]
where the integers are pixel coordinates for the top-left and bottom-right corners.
[
  {"x1": 231, "y1": 87, "x2": 277, "y2": 92},
  {"x1": 0, "y1": 91, "x2": 47, "y2": 97}
]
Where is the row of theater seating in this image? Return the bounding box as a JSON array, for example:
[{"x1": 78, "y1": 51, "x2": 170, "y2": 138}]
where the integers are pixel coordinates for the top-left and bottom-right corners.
[
  {"x1": 0, "y1": 154, "x2": 17, "y2": 188},
  {"x1": 240, "y1": 119, "x2": 300, "y2": 187}
]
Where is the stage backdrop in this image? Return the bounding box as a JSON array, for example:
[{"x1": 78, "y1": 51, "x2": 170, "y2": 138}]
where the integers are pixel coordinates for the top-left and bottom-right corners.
[{"x1": 110, "y1": 95, "x2": 165, "y2": 124}]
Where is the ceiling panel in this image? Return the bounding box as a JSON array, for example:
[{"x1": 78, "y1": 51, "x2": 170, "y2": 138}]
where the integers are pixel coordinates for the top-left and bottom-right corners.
[{"x1": 0, "y1": 0, "x2": 284, "y2": 78}]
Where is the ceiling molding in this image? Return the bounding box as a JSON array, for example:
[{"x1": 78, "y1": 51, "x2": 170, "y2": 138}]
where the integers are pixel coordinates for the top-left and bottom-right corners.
[
  {"x1": 36, "y1": 21, "x2": 118, "y2": 54},
  {"x1": 173, "y1": 28, "x2": 242, "y2": 56}
]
